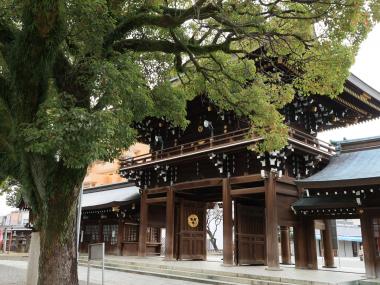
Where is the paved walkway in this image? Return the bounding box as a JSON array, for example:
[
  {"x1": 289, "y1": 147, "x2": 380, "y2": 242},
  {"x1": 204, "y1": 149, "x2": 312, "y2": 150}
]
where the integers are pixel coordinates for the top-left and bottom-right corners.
[
  {"x1": 0, "y1": 260, "x2": 206, "y2": 285},
  {"x1": 207, "y1": 254, "x2": 365, "y2": 274},
  {"x1": 95, "y1": 255, "x2": 367, "y2": 284},
  {"x1": 0, "y1": 256, "x2": 368, "y2": 285}
]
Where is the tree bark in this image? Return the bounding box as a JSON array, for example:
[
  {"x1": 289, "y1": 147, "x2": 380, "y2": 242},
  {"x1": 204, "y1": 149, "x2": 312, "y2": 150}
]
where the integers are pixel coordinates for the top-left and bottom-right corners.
[
  {"x1": 38, "y1": 218, "x2": 78, "y2": 285},
  {"x1": 35, "y1": 174, "x2": 84, "y2": 285}
]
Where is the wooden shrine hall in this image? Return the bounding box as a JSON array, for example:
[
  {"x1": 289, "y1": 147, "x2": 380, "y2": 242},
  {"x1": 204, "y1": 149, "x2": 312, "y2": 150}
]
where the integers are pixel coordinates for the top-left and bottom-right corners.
[
  {"x1": 118, "y1": 73, "x2": 380, "y2": 275},
  {"x1": 294, "y1": 137, "x2": 380, "y2": 278},
  {"x1": 79, "y1": 182, "x2": 165, "y2": 256}
]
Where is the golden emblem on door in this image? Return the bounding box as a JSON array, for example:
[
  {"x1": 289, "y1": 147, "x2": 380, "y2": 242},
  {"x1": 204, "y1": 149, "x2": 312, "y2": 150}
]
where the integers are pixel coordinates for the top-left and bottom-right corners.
[{"x1": 187, "y1": 214, "x2": 199, "y2": 228}]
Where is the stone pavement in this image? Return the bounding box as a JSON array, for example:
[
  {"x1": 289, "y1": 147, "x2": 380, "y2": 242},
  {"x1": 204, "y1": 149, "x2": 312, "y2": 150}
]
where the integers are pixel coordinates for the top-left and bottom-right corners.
[
  {"x1": 0, "y1": 260, "x2": 206, "y2": 285},
  {"x1": 83, "y1": 255, "x2": 367, "y2": 284}
]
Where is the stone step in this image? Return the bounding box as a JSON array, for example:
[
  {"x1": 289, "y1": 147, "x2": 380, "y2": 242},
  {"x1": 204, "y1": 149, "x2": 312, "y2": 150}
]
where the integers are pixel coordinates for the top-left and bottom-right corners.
[
  {"x1": 79, "y1": 257, "x2": 288, "y2": 284},
  {"x1": 79, "y1": 257, "x2": 361, "y2": 285},
  {"x1": 78, "y1": 256, "x2": 288, "y2": 282},
  {"x1": 78, "y1": 260, "x2": 295, "y2": 285},
  {"x1": 359, "y1": 280, "x2": 380, "y2": 285},
  {"x1": 82, "y1": 261, "x2": 255, "y2": 284}
]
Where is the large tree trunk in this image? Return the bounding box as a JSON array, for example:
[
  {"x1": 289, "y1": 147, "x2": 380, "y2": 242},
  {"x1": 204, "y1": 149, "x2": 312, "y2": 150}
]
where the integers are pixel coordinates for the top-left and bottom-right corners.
[
  {"x1": 38, "y1": 215, "x2": 78, "y2": 285},
  {"x1": 33, "y1": 169, "x2": 84, "y2": 285},
  {"x1": 20, "y1": 152, "x2": 87, "y2": 285}
]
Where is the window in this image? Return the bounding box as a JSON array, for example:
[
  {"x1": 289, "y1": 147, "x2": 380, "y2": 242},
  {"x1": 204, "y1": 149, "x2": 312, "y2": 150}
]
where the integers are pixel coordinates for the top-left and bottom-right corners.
[
  {"x1": 147, "y1": 227, "x2": 160, "y2": 243},
  {"x1": 84, "y1": 225, "x2": 99, "y2": 243},
  {"x1": 373, "y1": 218, "x2": 380, "y2": 257},
  {"x1": 103, "y1": 224, "x2": 118, "y2": 245},
  {"x1": 124, "y1": 224, "x2": 139, "y2": 242}
]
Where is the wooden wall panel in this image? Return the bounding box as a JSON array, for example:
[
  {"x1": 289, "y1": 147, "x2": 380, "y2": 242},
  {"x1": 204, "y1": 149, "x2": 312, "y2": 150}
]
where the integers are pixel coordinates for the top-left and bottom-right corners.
[
  {"x1": 148, "y1": 205, "x2": 166, "y2": 228},
  {"x1": 235, "y1": 204, "x2": 265, "y2": 265},
  {"x1": 178, "y1": 201, "x2": 206, "y2": 260},
  {"x1": 276, "y1": 194, "x2": 297, "y2": 226},
  {"x1": 122, "y1": 243, "x2": 138, "y2": 256}
]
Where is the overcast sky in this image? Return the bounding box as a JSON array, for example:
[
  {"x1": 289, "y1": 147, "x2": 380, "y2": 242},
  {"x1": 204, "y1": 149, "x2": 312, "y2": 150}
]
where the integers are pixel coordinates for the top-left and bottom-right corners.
[
  {"x1": 318, "y1": 24, "x2": 380, "y2": 142},
  {"x1": 1, "y1": 25, "x2": 380, "y2": 216}
]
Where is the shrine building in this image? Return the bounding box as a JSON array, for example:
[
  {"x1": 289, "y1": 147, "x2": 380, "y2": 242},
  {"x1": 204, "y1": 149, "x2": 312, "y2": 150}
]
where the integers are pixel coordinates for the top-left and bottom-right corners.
[{"x1": 80, "y1": 73, "x2": 380, "y2": 278}]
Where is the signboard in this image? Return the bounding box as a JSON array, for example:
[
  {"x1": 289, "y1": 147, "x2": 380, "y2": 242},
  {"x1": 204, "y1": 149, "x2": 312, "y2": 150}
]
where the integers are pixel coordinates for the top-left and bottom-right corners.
[
  {"x1": 87, "y1": 243, "x2": 105, "y2": 285},
  {"x1": 89, "y1": 243, "x2": 104, "y2": 260}
]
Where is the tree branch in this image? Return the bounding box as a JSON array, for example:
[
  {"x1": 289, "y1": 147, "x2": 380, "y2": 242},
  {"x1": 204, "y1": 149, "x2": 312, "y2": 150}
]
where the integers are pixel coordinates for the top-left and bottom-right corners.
[
  {"x1": 113, "y1": 38, "x2": 243, "y2": 54},
  {"x1": 53, "y1": 52, "x2": 91, "y2": 109},
  {"x1": 103, "y1": 2, "x2": 220, "y2": 51}
]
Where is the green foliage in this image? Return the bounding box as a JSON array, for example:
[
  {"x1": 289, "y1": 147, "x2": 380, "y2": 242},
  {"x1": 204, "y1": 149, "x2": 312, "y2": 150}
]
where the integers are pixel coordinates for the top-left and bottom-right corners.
[
  {"x1": 65, "y1": 0, "x2": 115, "y2": 57},
  {"x1": 0, "y1": 0, "x2": 378, "y2": 230},
  {"x1": 0, "y1": 177, "x2": 22, "y2": 208},
  {"x1": 0, "y1": 0, "x2": 377, "y2": 282}
]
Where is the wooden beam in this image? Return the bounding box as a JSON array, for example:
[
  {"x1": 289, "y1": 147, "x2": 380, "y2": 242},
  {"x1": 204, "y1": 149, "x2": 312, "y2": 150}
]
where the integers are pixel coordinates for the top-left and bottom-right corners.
[
  {"x1": 223, "y1": 178, "x2": 233, "y2": 266},
  {"x1": 322, "y1": 220, "x2": 335, "y2": 268},
  {"x1": 265, "y1": 171, "x2": 280, "y2": 270},
  {"x1": 230, "y1": 174, "x2": 263, "y2": 185},
  {"x1": 230, "y1": 186, "x2": 265, "y2": 197},
  {"x1": 146, "y1": 186, "x2": 170, "y2": 194},
  {"x1": 117, "y1": 220, "x2": 124, "y2": 256},
  {"x1": 277, "y1": 176, "x2": 296, "y2": 185},
  {"x1": 231, "y1": 196, "x2": 259, "y2": 202},
  {"x1": 305, "y1": 219, "x2": 318, "y2": 270},
  {"x1": 276, "y1": 188, "x2": 298, "y2": 197},
  {"x1": 146, "y1": 197, "x2": 167, "y2": 204},
  {"x1": 294, "y1": 220, "x2": 308, "y2": 269},
  {"x1": 280, "y1": 226, "x2": 291, "y2": 265},
  {"x1": 173, "y1": 178, "x2": 223, "y2": 191},
  {"x1": 294, "y1": 218, "x2": 317, "y2": 269},
  {"x1": 138, "y1": 191, "x2": 148, "y2": 257},
  {"x1": 360, "y1": 212, "x2": 377, "y2": 278},
  {"x1": 165, "y1": 188, "x2": 175, "y2": 260}
]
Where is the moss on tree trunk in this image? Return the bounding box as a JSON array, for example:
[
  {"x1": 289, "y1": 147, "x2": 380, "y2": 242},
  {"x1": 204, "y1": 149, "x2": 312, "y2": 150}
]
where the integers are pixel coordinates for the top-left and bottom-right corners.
[
  {"x1": 39, "y1": 234, "x2": 78, "y2": 285},
  {"x1": 38, "y1": 197, "x2": 79, "y2": 285},
  {"x1": 31, "y1": 165, "x2": 85, "y2": 285}
]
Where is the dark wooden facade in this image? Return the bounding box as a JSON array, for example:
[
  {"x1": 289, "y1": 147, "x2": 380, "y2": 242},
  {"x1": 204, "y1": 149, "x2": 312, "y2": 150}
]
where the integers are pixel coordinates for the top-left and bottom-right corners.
[
  {"x1": 294, "y1": 137, "x2": 380, "y2": 277},
  {"x1": 79, "y1": 184, "x2": 165, "y2": 257},
  {"x1": 118, "y1": 73, "x2": 380, "y2": 272}
]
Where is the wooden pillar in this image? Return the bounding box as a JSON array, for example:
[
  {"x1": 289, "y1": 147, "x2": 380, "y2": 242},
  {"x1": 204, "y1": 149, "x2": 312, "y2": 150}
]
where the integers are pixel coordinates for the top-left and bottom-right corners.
[
  {"x1": 117, "y1": 219, "x2": 124, "y2": 256},
  {"x1": 98, "y1": 219, "x2": 103, "y2": 243},
  {"x1": 322, "y1": 220, "x2": 335, "y2": 268},
  {"x1": 294, "y1": 218, "x2": 317, "y2": 269},
  {"x1": 265, "y1": 171, "x2": 280, "y2": 270},
  {"x1": 222, "y1": 178, "x2": 233, "y2": 266},
  {"x1": 360, "y1": 212, "x2": 377, "y2": 278},
  {"x1": 138, "y1": 190, "x2": 148, "y2": 257},
  {"x1": 280, "y1": 226, "x2": 291, "y2": 265},
  {"x1": 294, "y1": 221, "x2": 307, "y2": 269},
  {"x1": 165, "y1": 188, "x2": 175, "y2": 260},
  {"x1": 304, "y1": 219, "x2": 318, "y2": 270}
]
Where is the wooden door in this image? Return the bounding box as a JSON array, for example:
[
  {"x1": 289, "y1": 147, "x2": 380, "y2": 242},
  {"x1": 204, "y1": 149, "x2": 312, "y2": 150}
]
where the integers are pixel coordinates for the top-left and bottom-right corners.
[
  {"x1": 235, "y1": 204, "x2": 265, "y2": 265},
  {"x1": 177, "y1": 200, "x2": 206, "y2": 260}
]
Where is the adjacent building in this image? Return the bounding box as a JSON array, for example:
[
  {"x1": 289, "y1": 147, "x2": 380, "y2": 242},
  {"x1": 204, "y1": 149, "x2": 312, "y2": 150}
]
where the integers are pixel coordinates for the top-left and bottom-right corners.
[{"x1": 0, "y1": 210, "x2": 31, "y2": 253}]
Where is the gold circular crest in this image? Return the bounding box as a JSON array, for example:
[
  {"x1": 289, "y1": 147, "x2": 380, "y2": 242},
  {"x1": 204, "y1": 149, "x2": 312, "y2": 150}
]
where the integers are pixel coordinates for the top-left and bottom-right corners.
[{"x1": 187, "y1": 214, "x2": 199, "y2": 228}]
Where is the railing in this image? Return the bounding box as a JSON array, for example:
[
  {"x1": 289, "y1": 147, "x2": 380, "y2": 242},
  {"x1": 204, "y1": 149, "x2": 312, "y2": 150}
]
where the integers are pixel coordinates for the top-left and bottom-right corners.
[
  {"x1": 288, "y1": 128, "x2": 335, "y2": 155},
  {"x1": 119, "y1": 127, "x2": 335, "y2": 170}
]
